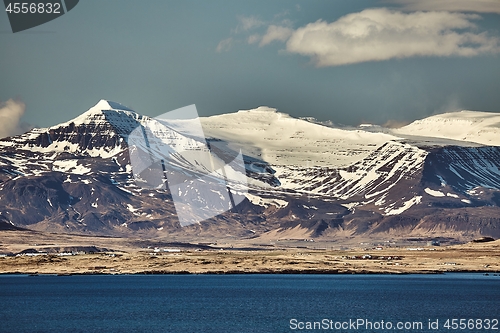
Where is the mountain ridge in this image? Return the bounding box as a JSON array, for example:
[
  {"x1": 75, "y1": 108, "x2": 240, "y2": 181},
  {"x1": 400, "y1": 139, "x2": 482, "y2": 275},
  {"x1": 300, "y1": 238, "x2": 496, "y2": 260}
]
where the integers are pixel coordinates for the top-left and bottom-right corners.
[
  {"x1": 1, "y1": 100, "x2": 500, "y2": 243},
  {"x1": 394, "y1": 110, "x2": 500, "y2": 147}
]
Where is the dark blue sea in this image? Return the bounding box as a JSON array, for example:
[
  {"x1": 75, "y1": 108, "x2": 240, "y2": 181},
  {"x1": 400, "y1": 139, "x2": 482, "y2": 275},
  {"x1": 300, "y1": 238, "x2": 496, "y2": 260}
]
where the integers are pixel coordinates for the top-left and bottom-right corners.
[{"x1": 0, "y1": 273, "x2": 499, "y2": 333}]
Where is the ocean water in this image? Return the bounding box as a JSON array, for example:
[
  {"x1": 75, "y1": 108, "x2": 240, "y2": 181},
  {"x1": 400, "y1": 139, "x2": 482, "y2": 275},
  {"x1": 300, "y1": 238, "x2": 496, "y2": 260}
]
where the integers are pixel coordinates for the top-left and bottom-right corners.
[{"x1": 0, "y1": 273, "x2": 499, "y2": 333}]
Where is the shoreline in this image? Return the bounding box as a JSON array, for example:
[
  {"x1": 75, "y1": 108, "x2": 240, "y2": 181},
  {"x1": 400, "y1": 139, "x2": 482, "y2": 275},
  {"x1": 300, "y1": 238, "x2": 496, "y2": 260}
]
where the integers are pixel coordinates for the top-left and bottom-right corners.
[
  {"x1": 1, "y1": 269, "x2": 499, "y2": 276},
  {"x1": 2, "y1": 247, "x2": 499, "y2": 276}
]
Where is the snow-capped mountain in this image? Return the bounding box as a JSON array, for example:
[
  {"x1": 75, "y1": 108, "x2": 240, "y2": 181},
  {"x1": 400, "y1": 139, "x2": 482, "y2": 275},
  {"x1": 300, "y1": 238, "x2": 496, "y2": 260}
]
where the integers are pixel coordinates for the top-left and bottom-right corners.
[
  {"x1": 393, "y1": 110, "x2": 500, "y2": 147},
  {"x1": 1, "y1": 101, "x2": 500, "y2": 241},
  {"x1": 200, "y1": 106, "x2": 397, "y2": 167}
]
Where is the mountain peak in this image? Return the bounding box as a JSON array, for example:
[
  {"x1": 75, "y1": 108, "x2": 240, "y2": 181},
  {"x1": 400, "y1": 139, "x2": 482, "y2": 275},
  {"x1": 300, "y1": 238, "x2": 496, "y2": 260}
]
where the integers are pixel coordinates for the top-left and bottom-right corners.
[
  {"x1": 82, "y1": 99, "x2": 135, "y2": 115},
  {"x1": 52, "y1": 100, "x2": 139, "y2": 131},
  {"x1": 0, "y1": 100, "x2": 145, "y2": 159},
  {"x1": 102, "y1": 100, "x2": 136, "y2": 112},
  {"x1": 237, "y1": 106, "x2": 278, "y2": 114}
]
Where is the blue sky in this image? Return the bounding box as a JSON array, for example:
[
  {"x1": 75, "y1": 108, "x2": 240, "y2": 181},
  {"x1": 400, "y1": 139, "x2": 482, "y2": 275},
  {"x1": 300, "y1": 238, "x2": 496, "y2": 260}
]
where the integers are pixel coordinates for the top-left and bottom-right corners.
[{"x1": 1, "y1": 0, "x2": 499, "y2": 136}]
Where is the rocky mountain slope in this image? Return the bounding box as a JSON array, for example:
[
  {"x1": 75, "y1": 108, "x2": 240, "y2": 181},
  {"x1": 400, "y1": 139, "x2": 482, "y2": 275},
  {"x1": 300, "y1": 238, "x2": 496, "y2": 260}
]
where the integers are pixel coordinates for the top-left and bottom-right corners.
[{"x1": 1, "y1": 101, "x2": 499, "y2": 242}]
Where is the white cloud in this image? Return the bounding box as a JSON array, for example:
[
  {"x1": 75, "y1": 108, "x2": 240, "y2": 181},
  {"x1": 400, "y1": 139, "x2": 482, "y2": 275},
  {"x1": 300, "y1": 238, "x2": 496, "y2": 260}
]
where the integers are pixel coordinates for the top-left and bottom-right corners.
[
  {"x1": 259, "y1": 25, "x2": 293, "y2": 47},
  {"x1": 247, "y1": 34, "x2": 261, "y2": 44},
  {"x1": 234, "y1": 16, "x2": 264, "y2": 33},
  {"x1": 216, "y1": 37, "x2": 233, "y2": 53},
  {"x1": 281, "y1": 8, "x2": 500, "y2": 66},
  {"x1": 0, "y1": 99, "x2": 27, "y2": 138},
  {"x1": 219, "y1": 13, "x2": 294, "y2": 51},
  {"x1": 387, "y1": 0, "x2": 500, "y2": 14},
  {"x1": 217, "y1": 16, "x2": 264, "y2": 52}
]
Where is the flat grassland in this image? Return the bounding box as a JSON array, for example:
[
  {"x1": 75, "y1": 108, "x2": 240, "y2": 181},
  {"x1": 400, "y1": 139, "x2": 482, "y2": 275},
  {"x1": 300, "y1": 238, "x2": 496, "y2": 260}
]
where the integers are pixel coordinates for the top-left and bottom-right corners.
[{"x1": 1, "y1": 231, "x2": 499, "y2": 275}]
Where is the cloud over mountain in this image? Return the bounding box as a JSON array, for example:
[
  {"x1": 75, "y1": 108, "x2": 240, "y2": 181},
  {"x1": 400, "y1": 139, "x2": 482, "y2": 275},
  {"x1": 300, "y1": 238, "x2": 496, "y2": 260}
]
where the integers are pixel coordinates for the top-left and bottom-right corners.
[
  {"x1": 0, "y1": 99, "x2": 27, "y2": 138},
  {"x1": 259, "y1": 25, "x2": 293, "y2": 46},
  {"x1": 259, "y1": 8, "x2": 500, "y2": 66}
]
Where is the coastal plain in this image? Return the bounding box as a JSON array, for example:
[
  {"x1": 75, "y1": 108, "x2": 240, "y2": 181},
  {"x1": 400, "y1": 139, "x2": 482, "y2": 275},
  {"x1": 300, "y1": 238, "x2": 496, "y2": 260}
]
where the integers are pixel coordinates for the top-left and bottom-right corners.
[{"x1": 1, "y1": 231, "x2": 499, "y2": 275}]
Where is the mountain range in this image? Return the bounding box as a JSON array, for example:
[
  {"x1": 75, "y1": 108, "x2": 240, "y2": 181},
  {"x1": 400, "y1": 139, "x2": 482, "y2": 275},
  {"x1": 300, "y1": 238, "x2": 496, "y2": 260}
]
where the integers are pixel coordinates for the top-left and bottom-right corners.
[{"x1": 1, "y1": 100, "x2": 499, "y2": 243}]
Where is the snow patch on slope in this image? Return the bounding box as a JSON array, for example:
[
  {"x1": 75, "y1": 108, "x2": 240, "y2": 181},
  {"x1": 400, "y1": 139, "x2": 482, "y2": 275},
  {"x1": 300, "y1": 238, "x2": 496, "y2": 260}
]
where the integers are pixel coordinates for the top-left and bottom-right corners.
[
  {"x1": 425, "y1": 188, "x2": 445, "y2": 197},
  {"x1": 246, "y1": 193, "x2": 288, "y2": 208},
  {"x1": 385, "y1": 196, "x2": 422, "y2": 215},
  {"x1": 53, "y1": 160, "x2": 91, "y2": 174}
]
